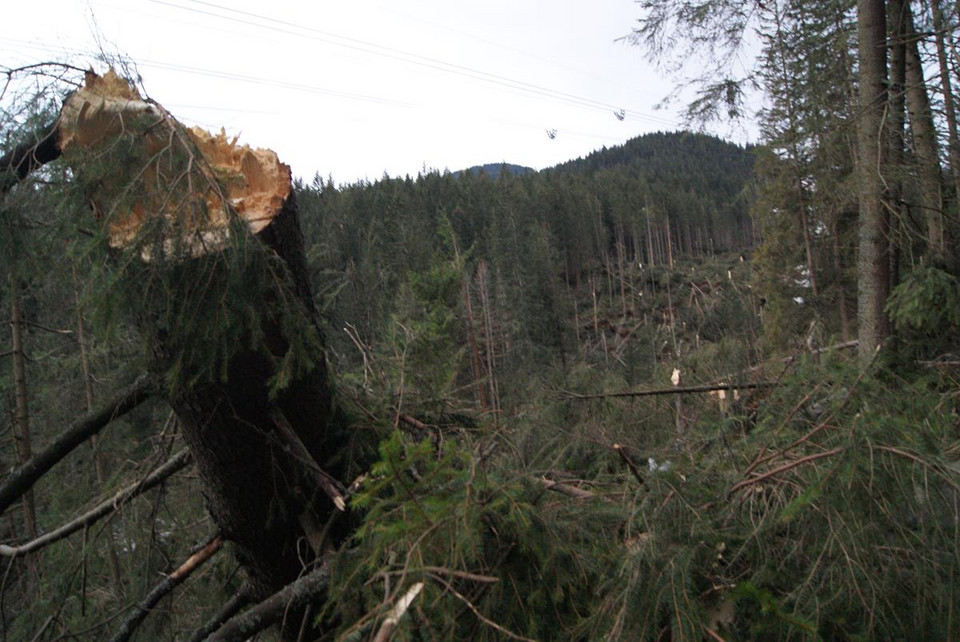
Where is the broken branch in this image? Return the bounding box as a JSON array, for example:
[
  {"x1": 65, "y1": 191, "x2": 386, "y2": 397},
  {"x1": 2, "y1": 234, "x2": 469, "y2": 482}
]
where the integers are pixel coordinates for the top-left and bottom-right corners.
[
  {"x1": 0, "y1": 374, "x2": 153, "y2": 516},
  {"x1": 0, "y1": 118, "x2": 62, "y2": 195},
  {"x1": 110, "y1": 535, "x2": 222, "y2": 642},
  {"x1": 371, "y1": 582, "x2": 424, "y2": 642},
  {"x1": 270, "y1": 409, "x2": 347, "y2": 511},
  {"x1": 614, "y1": 443, "x2": 645, "y2": 486},
  {"x1": 728, "y1": 447, "x2": 845, "y2": 497},
  {"x1": 0, "y1": 449, "x2": 192, "y2": 557},
  {"x1": 185, "y1": 590, "x2": 252, "y2": 642},
  {"x1": 561, "y1": 381, "x2": 776, "y2": 400},
  {"x1": 538, "y1": 477, "x2": 596, "y2": 499},
  {"x1": 206, "y1": 565, "x2": 330, "y2": 642}
]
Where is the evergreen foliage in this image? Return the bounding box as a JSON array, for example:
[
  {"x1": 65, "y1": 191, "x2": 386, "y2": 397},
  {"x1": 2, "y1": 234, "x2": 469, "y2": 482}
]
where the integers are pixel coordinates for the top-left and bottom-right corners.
[{"x1": 3, "y1": 47, "x2": 960, "y2": 640}]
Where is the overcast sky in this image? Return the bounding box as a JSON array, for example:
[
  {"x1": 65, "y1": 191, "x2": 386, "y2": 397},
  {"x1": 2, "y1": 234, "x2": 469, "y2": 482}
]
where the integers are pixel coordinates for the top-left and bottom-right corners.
[{"x1": 2, "y1": 0, "x2": 749, "y2": 184}]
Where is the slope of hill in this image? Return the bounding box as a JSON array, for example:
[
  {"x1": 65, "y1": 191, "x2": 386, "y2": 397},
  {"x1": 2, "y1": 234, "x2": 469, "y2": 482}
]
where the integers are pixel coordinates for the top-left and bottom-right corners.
[{"x1": 453, "y1": 162, "x2": 535, "y2": 178}]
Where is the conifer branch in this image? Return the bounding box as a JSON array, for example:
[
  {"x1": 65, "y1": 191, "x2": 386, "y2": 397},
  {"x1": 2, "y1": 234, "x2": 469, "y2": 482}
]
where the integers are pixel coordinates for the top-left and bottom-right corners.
[
  {"x1": 0, "y1": 374, "x2": 154, "y2": 516},
  {"x1": 0, "y1": 449, "x2": 192, "y2": 557},
  {"x1": 728, "y1": 447, "x2": 845, "y2": 497},
  {"x1": 109, "y1": 535, "x2": 221, "y2": 642}
]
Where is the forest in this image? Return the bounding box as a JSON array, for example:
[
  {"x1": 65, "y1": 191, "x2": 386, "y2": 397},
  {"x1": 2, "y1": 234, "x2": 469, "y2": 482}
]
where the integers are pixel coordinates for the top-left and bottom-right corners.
[{"x1": 1, "y1": 0, "x2": 960, "y2": 640}]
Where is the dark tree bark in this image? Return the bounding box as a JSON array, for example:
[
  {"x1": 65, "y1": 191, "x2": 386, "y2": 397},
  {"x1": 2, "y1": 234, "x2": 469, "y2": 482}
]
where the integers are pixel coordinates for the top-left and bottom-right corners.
[
  {"x1": 902, "y1": 4, "x2": 946, "y2": 263},
  {"x1": 1, "y1": 73, "x2": 357, "y2": 634},
  {"x1": 887, "y1": 0, "x2": 907, "y2": 293},
  {"x1": 931, "y1": 0, "x2": 960, "y2": 265},
  {"x1": 0, "y1": 121, "x2": 61, "y2": 195},
  {"x1": 160, "y1": 192, "x2": 350, "y2": 600},
  {"x1": 856, "y1": 0, "x2": 891, "y2": 360},
  {"x1": 206, "y1": 565, "x2": 330, "y2": 642}
]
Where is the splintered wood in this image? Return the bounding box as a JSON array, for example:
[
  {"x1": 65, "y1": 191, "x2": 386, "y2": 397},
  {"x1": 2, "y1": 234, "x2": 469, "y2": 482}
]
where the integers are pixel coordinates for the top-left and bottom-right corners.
[{"x1": 57, "y1": 69, "x2": 291, "y2": 256}]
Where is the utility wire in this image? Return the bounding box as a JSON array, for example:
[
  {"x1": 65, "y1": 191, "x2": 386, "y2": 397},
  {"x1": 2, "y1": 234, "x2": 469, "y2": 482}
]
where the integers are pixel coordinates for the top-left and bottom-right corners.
[{"x1": 148, "y1": 0, "x2": 679, "y2": 128}]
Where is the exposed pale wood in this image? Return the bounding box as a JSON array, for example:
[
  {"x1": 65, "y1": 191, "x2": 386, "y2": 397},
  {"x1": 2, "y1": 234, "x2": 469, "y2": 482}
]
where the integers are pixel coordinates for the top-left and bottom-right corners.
[
  {"x1": 371, "y1": 582, "x2": 424, "y2": 642},
  {"x1": 538, "y1": 477, "x2": 596, "y2": 499},
  {"x1": 110, "y1": 535, "x2": 222, "y2": 642}
]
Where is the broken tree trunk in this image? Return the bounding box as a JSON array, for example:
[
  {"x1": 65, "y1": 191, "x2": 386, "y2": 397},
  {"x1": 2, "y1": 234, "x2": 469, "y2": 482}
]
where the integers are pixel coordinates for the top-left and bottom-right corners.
[{"x1": 3, "y1": 69, "x2": 355, "y2": 617}]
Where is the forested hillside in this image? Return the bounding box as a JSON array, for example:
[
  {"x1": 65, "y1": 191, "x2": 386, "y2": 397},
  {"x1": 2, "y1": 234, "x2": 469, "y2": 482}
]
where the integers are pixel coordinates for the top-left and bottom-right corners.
[
  {"x1": 2, "y1": 0, "x2": 960, "y2": 638},
  {"x1": 300, "y1": 130, "x2": 756, "y2": 404}
]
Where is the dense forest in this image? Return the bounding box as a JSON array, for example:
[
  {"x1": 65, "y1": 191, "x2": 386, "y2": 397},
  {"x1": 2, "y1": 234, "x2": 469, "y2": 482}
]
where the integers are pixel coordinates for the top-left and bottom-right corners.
[{"x1": 1, "y1": 0, "x2": 960, "y2": 640}]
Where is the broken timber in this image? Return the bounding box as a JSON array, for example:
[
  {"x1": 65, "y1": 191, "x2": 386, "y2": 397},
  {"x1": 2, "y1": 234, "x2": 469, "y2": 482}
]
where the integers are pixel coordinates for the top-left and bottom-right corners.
[
  {"x1": 561, "y1": 381, "x2": 777, "y2": 400},
  {"x1": 1, "y1": 69, "x2": 353, "y2": 613}
]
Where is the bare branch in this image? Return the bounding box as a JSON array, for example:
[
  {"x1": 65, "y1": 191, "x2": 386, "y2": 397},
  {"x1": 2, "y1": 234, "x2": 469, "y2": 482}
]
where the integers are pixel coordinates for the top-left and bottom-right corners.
[
  {"x1": 614, "y1": 443, "x2": 646, "y2": 487},
  {"x1": 0, "y1": 449, "x2": 192, "y2": 557},
  {"x1": 206, "y1": 565, "x2": 331, "y2": 642},
  {"x1": 185, "y1": 590, "x2": 252, "y2": 642},
  {"x1": 560, "y1": 381, "x2": 776, "y2": 400},
  {"x1": 371, "y1": 582, "x2": 423, "y2": 642},
  {"x1": 0, "y1": 374, "x2": 154, "y2": 516},
  {"x1": 538, "y1": 477, "x2": 596, "y2": 500},
  {"x1": 0, "y1": 117, "x2": 62, "y2": 195},
  {"x1": 109, "y1": 535, "x2": 222, "y2": 642},
  {"x1": 270, "y1": 409, "x2": 346, "y2": 511},
  {"x1": 728, "y1": 447, "x2": 845, "y2": 497},
  {"x1": 427, "y1": 573, "x2": 538, "y2": 642}
]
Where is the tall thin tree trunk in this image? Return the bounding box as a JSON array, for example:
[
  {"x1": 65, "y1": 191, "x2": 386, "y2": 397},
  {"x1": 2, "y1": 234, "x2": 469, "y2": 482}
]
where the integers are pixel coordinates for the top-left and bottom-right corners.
[
  {"x1": 615, "y1": 222, "x2": 628, "y2": 317},
  {"x1": 74, "y1": 269, "x2": 124, "y2": 596},
  {"x1": 856, "y1": 0, "x2": 891, "y2": 360},
  {"x1": 9, "y1": 271, "x2": 37, "y2": 542},
  {"x1": 903, "y1": 4, "x2": 945, "y2": 263},
  {"x1": 664, "y1": 218, "x2": 674, "y2": 270},
  {"x1": 932, "y1": 0, "x2": 960, "y2": 258},
  {"x1": 831, "y1": 218, "x2": 852, "y2": 342},
  {"x1": 645, "y1": 197, "x2": 655, "y2": 266},
  {"x1": 770, "y1": 7, "x2": 820, "y2": 298},
  {"x1": 475, "y1": 262, "x2": 500, "y2": 423},
  {"x1": 887, "y1": 0, "x2": 908, "y2": 291}
]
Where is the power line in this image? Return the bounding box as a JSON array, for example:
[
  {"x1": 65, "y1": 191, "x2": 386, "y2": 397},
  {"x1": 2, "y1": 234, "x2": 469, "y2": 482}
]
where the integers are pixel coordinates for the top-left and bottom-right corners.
[
  {"x1": 0, "y1": 37, "x2": 416, "y2": 109},
  {"x1": 147, "y1": 0, "x2": 679, "y2": 128},
  {"x1": 0, "y1": 35, "x2": 647, "y2": 150}
]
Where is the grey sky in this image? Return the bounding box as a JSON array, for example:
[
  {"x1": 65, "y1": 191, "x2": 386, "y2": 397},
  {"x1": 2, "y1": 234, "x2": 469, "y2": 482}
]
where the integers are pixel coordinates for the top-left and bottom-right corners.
[{"x1": 2, "y1": 0, "x2": 732, "y2": 184}]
